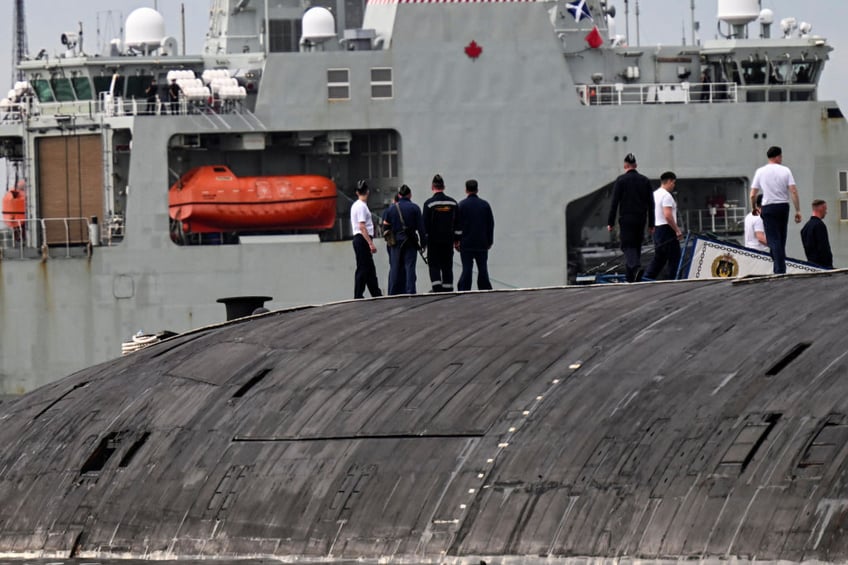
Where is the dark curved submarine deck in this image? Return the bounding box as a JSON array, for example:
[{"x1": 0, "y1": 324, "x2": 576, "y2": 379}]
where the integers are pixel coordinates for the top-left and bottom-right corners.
[{"x1": 1, "y1": 273, "x2": 848, "y2": 563}]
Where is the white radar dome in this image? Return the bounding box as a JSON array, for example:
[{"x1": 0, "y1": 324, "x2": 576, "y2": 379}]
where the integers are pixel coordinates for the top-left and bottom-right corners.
[
  {"x1": 125, "y1": 7, "x2": 166, "y2": 51},
  {"x1": 758, "y1": 8, "x2": 774, "y2": 25},
  {"x1": 717, "y1": 0, "x2": 760, "y2": 26},
  {"x1": 301, "y1": 7, "x2": 336, "y2": 43}
]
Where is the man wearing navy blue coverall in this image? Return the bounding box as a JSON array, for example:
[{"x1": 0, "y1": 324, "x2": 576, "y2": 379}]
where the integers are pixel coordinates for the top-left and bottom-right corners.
[
  {"x1": 423, "y1": 174, "x2": 459, "y2": 292},
  {"x1": 456, "y1": 179, "x2": 495, "y2": 291},
  {"x1": 383, "y1": 184, "x2": 425, "y2": 295}
]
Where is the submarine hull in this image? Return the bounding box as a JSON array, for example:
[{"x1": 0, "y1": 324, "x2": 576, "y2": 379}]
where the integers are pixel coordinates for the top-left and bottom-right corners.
[{"x1": 0, "y1": 274, "x2": 847, "y2": 562}]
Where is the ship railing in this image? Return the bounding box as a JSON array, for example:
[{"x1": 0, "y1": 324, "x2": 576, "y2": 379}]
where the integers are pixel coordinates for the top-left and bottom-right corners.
[
  {"x1": 0, "y1": 102, "x2": 25, "y2": 123},
  {"x1": 739, "y1": 83, "x2": 817, "y2": 103},
  {"x1": 577, "y1": 82, "x2": 738, "y2": 106},
  {"x1": 0, "y1": 217, "x2": 97, "y2": 260},
  {"x1": 96, "y1": 92, "x2": 247, "y2": 117},
  {"x1": 6, "y1": 94, "x2": 249, "y2": 121},
  {"x1": 0, "y1": 228, "x2": 14, "y2": 249},
  {"x1": 683, "y1": 206, "x2": 747, "y2": 235}
]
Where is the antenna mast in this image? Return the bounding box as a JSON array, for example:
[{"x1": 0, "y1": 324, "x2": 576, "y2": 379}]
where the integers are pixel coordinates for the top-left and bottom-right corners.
[
  {"x1": 691, "y1": 0, "x2": 696, "y2": 45},
  {"x1": 12, "y1": 0, "x2": 28, "y2": 83},
  {"x1": 635, "y1": 0, "x2": 640, "y2": 46}
]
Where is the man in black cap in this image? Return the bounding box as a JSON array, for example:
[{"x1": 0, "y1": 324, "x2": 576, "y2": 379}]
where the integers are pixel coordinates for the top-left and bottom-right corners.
[
  {"x1": 422, "y1": 174, "x2": 458, "y2": 292},
  {"x1": 607, "y1": 153, "x2": 655, "y2": 282},
  {"x1": 145, "y1": 78, "x2": 158, "y2": 114},
  {"x1": 167, "y1": 78, "x2": 181, "y2": 114}
]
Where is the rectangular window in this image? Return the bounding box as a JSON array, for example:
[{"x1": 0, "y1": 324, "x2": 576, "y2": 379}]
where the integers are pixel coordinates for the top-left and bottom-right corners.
[
  {"x1": 357, "y1": 132, "x2": 399, "y2": 179},
  {"x1": 328, "y1": 68, "x2": 350, "y2": 101},
  {"x1": 72, "y1": 77, "x2": 93, "y2": 100},
  {"x1": 841, "y1": 199, "x2": 848, "y2": 221},
  {"x1": 31, "y1": 79, "x2": 55, "y2": 103},
  {"x1": 370, "y1": 67, "x2": 393, "y2": 99},
  {"x1": 51, "y1": 78, "x2": 75, "y2": 102},
  {"x1": 125, "y1": 75, "x2": 152, "y2": 101},
  {"x1": 93, "y1": 75, "x2": 124, "y2": 97},
  {"x1": 269, "y1": 19, "x2": 302, "y2": 53},
  {"x1": 839, "y1": 171, "x2": 848, "y2": 192}
]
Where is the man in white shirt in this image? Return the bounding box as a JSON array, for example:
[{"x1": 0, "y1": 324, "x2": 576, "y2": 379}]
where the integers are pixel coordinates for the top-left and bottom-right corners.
[
  {"x1": 350, "y1": 180, "x2": 383, "y2": 299},
  {"x1": 749, "y1": 146, "x2": 801, "y2": 274},
  {"x1": 744, "y1": 194, "x2": 769, "y2": 252},
  {"x1": 644, "y1": 171, "x2": 683, "y2": 280}
]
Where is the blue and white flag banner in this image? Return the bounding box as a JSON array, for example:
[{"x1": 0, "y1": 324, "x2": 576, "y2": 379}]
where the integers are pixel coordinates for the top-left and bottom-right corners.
[
  {"x1": 566, "y1": 0, "x2": 593, "y2": 22},
  {"x1": 684, "y1": 236, "x2": 823, "y2": 279}
]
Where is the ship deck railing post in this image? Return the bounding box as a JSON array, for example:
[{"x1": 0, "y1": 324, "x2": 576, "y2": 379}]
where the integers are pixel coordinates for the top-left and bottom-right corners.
[
  {"x1": 63, "y1": 218, "x2": 70, "y2": 257},
  {"x1": 38, "y1": 218, "x2": 47, "y2": 260}
]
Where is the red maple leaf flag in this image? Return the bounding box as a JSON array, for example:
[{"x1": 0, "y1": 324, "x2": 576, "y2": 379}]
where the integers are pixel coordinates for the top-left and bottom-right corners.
[
  {"x1": 465, "y1": 40, "x2": 483, "y2": 59},
  {"x1": 585, "y1": 25, "x2": 603, "y2": 49}
]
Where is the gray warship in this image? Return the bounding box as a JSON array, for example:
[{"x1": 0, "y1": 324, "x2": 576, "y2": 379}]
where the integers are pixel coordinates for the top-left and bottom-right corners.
[{"x1": 1, "y1": 0, "x2": 846, "y2": 392}]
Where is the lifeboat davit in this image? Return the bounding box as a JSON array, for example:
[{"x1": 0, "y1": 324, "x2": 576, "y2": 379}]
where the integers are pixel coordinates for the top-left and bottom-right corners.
[
  {"x1": 2, "y1": 188, "x2": 26, "y2": 229},
  {"x1": 169, "y1": 166, "x2": 337, "y2": 234}
]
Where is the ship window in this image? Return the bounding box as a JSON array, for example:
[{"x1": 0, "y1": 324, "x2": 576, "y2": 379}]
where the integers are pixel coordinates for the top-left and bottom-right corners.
[
  {"x1": 370, "y1": 68, "x2": 393, "y2": 99},
  {"x1": 72, "y1": 77, "x2": 93, "y2": 100},
  {"x1": 328, "y1": 68, "x2": 350, "y2": 101},
  {"x1": 31, "y1": 79, "x2": 55, "y2": 103},
  {"x1": 769, "y1": 60, "x2": 791, "y2": 84},
  {"x1": 741, "y1": 62, "x2": 767, "y2": 85},
  {"x1": 93, "y1": 75, "x2": 125, "y2": 97},
  {"x1": 269, "y1": 18, "x2": 302, "y2": 53},
  {"x1": 358, "y1": 132, "x2": 399, "y2": 179},
  {"x1": 841, "y1": 200, "x2": 848, "y2": 221},
  {"x1": 380, "y1": 134, "x2": 398, "y2": 177},
  {"x1": 793, "y1": 61, "x2": 814, "y2": 84},
  {"x1": 51, "y1": 78, "x2": 75, "y2": 102},
  {"x1": 839, "y1": 171, "x2": 848, "y2": 192},
  {"x1": 126, "y1": 75, "x2": 153, "y2": 101}
]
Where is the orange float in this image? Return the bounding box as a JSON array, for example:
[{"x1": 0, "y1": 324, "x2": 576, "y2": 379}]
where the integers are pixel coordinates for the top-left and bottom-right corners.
[
  {"x1": 2, "y1": 188, "x2": 26, "y2": 229},
  {"x1": 169, "y1": 165, "x2": 337, "y2": 234}
]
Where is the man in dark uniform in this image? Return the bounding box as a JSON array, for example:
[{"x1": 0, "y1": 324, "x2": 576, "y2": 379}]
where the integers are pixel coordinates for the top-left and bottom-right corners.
[
  {"x1": 800, "y1": 199, "x2": 833, "y2": 269},
  {"x1": 422, "y1": 174, "x2": 458, "y2": 292},
  {"x1": 383, "y1": 184, "x2": 425, "y2": 295},
  {"x1": 381, "y1": 194, "x2": 404, "y2": 292},
  {"x1": 167, "y1": 78, "x2": 181, "y2": 114},
  {"x1": 607, "y1": 153, "x2": 655, "y2": 282},
  {"x1": 145, "y1": 79, "x2": 158, "y2": 114},
  {"x1": 456, "y1": 179, "x2": 495, "y2": 291}
]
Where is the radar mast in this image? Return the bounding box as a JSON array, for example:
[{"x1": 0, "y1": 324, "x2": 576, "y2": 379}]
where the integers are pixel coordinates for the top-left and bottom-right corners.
[{"x1": 12, "y1": 0, "x2": 27, "y2": 82}]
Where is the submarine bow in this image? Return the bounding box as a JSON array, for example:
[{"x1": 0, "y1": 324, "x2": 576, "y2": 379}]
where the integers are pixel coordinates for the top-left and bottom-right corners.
[{"x1": 1, "y1": 274, "x2": 847, "y2": 563}]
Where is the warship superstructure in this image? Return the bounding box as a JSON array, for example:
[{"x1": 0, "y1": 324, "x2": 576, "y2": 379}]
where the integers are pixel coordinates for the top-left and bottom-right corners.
[{"x1": 1, "y1": 0, "x2": 846, "y2": 392}]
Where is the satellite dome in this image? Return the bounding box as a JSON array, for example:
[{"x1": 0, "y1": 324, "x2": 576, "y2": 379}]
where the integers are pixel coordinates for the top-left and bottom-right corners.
[
  {"x1": 758, "y1": 8, "x2": 774, "y2": 25},
  {"x1": 125, "y1": 7, "x2": 166, "y2": 51},
  {"x1": 717, "y1": 0, "x2": 759, "y2": 26},
  {"x1": 301, "y1": 7, "x2": 336, "y2": 43}
]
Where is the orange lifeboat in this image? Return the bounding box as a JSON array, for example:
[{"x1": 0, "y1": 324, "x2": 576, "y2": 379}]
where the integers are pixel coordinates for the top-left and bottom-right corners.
[
  {"x1": 2, "y1": 188, "x2": 26, "y2": 229},
  {"x1": 169, "y1": 165, "x2": 337, "y2": 234}
]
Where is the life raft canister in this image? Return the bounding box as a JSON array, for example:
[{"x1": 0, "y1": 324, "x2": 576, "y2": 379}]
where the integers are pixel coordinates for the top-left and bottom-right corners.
[{"x1": 2, "y1": 188, "x2": 25, "y2": 229}]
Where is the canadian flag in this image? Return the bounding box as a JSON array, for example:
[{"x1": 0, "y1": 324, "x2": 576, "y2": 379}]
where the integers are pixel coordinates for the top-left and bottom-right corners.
[{"x1": 585, "y1": 25, "x2": 603, "y2": 49}]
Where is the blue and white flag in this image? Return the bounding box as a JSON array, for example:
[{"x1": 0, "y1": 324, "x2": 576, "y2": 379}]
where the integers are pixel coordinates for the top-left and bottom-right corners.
[
  {"x1": 566, "y1": 0, "x2": 593, "y2": 22},
  {"x1": 683, "y1": 235, "x2": 822, "y2": 279}
]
